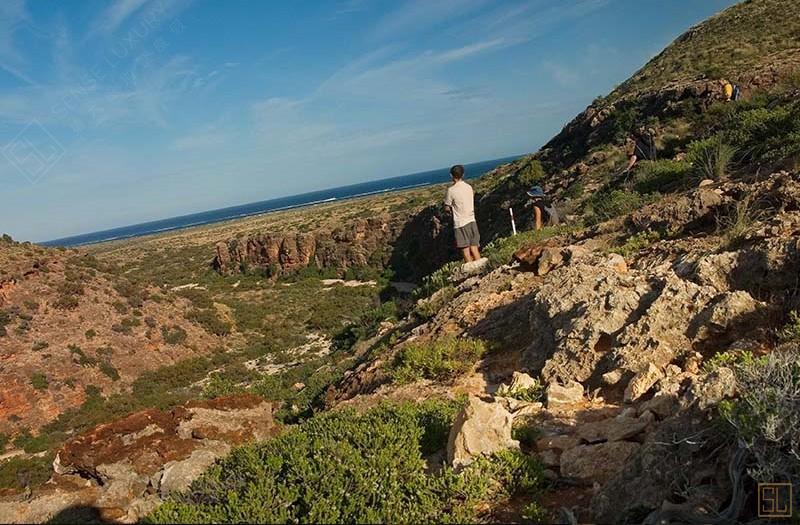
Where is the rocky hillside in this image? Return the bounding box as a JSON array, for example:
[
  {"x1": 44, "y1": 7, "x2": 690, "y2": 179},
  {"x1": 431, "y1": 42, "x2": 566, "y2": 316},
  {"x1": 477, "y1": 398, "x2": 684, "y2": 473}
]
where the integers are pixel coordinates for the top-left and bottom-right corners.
[
  {"x1": 3, "y1": 0, "x2": 800, "y2": 522},
  {"x1": 0, "y1": 238, "x2": 220, "y2": 435}
]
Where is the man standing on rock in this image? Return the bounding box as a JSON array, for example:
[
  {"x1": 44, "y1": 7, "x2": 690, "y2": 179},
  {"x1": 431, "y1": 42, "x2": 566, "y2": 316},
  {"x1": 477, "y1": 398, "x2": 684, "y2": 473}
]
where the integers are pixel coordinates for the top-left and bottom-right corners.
[{"x1": 445, "y1": 164, "x2": 481, "y2": 262}]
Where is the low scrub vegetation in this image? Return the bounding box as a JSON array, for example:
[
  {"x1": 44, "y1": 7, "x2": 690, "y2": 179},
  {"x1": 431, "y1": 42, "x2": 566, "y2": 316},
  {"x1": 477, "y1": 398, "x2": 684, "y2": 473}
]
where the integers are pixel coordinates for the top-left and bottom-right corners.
[
  {"x1": 30, "y1": 373, "x2": 48, "y2": 391},
  {"x1": 145, "y1": 401, "x2": 544, "y2": 524},
  {"x1": 391, "y1": 336, "x2": 486, "y2": 385},
  {"x1": 513, "y1": 158, "x2": 545, "y2": 188},
  {"x1": 609, "y1": 229, "x2": 662, "y2": 258},
  {"x1": 0, "y1": 453, "x2": 54, "y2": 491},
  {"x1": 719, "y1": 349, "x2": 799, "y2": 489},
  {"x1": 332, "y1": 300, "x2": 396, "y2": 351},
  {"x1": 717, "y1": 195, "x2": 760, "y2": 250},
  {"x1": 160, "y1": 325, "x2": 188, "y2": 345},
  {"x1": 584, "y1": 189, "x2": 655, "y2": 225},
  {"x1": 687, "y1": 136, "x2": 736, "y2": 180},
  {"x1": 631, "y1": 159, "x2": 692, "y2": 194},
  {"x1": 413, "y1": 285, "x2": 455, "y2": 321},
  {"x1": 187, "y1": 308, "x2": 232, "y2": 337},
  {"x1": 412, "y1": 260, "x2": 461, "y2": 300}
]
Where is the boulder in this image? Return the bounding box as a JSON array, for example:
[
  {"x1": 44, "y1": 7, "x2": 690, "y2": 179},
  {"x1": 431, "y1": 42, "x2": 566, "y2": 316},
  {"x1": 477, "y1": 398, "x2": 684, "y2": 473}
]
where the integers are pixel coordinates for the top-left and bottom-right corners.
[
  {"x1": 546, "y1": 380, "x2": 584, "y2": 409},
  {"x1": 533, "y1": 262, "x2": 653, "y2": 384},
  {"x1": 496, "y1": 371, "x2": 539, "y2": 398},
  {"x1": 605, "y1": 253, "x2": 628, "y2": 273},
  {"x1": 639, "y1": 392, "x2": 679, "y2": 419},
  {"x1": 451, "y1": 257, "x2": 489, "y2": 280},
  {"x1": 601, "y1": 370, "x2": 622, "y2": 385},
  {"x1": 560, "y1": 441, "x2": 641, "y2": 484},
  {"x1": 624, "y1": 363, "x2": 663, "y2": 402},
  {"x1": 513, "y1": 239, "x2": 561, "y2": 267},
  {"x1": 576, "y1": 412, "x2": 654, "y2": 443},
  {"x1": 447, "y1": 396, "x2": 519, "y2": 469},
  {"x1": 684, "y1": 367, "x2": 737, "y2": 409},
  {"x1": 536, "y1": 435, "x2": 581, "y2": 452},
  {"x1": 692, "y1": 291, "x2": 764, "y2": 341},
  {"x1": 537, "y1": 247, "x2": 564, "y2": 275}
]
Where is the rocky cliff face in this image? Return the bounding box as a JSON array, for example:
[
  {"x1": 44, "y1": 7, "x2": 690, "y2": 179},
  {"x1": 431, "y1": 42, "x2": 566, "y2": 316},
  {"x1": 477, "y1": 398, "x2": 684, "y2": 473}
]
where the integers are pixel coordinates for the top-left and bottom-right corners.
[
  {"x1": 213, "y1": 215, "x2": 400, "y2": 276},
  {"x1": 213, "y1": 209, "x2": 457, "y2": 281}
]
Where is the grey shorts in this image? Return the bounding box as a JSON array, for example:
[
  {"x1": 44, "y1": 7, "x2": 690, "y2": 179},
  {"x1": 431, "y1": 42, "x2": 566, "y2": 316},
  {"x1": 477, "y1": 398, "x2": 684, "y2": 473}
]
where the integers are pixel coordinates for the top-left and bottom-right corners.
[{"x1": 454, "y1": 221, "x2": 480, "y2": 248}]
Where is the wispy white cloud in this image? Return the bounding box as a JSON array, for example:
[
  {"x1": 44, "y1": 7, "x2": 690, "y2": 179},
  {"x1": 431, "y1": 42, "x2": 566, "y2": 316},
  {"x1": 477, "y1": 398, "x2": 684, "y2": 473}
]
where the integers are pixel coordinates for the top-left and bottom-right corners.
[
  {"x1": 170, "y1": 125, "x2": 227, "y2": 151},
  {"x1": 92, "y1": 0, "x2": 150, "y2": 35},
  {"x1": 0, "y1": 0, "x2": 39, "y2": 85},
  {"x1": 89, "y1": 0, "x2": 194, "y2": 38},
  {"x1": 369, "y1": 0, "x2": 491, "y2": 41}
]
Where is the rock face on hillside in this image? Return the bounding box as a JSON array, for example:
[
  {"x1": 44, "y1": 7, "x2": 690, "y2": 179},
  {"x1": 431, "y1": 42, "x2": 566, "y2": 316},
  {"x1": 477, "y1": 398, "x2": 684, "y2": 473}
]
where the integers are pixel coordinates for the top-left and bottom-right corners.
[
  {"x1": 214, "y1": 215, "x2": 399, "y2": 276},
  {"x1": 0, "y1": 241, "x2": 219, "y2": 434},
  {"x1": 0, "y1": 394, "x2": 279, "y2": 524},
  {"x1": 213, "y1": 209, "x2": 458, "y2": 280},
  {"x1": 329, "y1": 170, "x2": 800, "y2": 522}
]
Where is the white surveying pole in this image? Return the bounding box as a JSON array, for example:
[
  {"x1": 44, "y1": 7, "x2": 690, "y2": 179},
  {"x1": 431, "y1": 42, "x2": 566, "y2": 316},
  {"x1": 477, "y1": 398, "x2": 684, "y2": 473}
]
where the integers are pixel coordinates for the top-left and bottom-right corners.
[{"x1": 509, "y1": 207, "x2": 517, "y2": 235}]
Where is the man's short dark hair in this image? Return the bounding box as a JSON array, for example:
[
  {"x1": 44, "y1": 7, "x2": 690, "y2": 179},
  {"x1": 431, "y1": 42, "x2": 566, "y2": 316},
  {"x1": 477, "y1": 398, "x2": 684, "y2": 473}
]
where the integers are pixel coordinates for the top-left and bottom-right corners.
[{"x1": 450, "y1": 164, "x2": 465, "y2": 180}]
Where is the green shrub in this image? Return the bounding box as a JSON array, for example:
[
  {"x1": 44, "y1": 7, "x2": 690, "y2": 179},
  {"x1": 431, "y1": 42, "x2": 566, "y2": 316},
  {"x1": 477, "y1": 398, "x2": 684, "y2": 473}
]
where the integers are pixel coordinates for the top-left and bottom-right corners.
[
  {"x1": 497, "y1": 380, "x2": 544, "y2": 403},
  {"x1": 719, "y1": 349, "x2": 799, "y2": 488},
  {"x1": 30, "y1": 373, "x2": 48, "y2": 390},
  {"x1": 145, "y1": 402, "x2": 543, "y2": 524},
  {"x1": 84, "y1": 329, "x2": 97, "y2": 340},
  {"x1": 111, "y1": 300, "x2": 128, "y2": 314},
  {"x1": 512, "y1": 422, "x2": 541, "y2": 448},
  {"x1": 584, "y1": 189, "x2": 653, "y2": 225},
  {"x1": 187, "y1": 308, "x2": 232, "y2": 337},
  {"x1": 609, "y1": 229, "x2": 662, "y2": 258},
  {"x1": 114, "y1": 279, "x2": 148, "y2": 307},
  {"x1": 412, "y1": 261, "x2": 461, "y2": 301},
  {"x1": 724, "y1": 100, "x2": 800, "y2": 166},
  {"x1": 687, "y1": 136, "x2": 735, "y2": 180},
  {"x1": 13, "y1": 430, "x2": 65, "y2": 453},
  {"x1": 53, "y1": 294, "x2": 79, "y2": 310},
  {"x1": 632, "y1": 159, "x2": 692, "y2": 193},
  {"x1": 702, "y1": 349, "x2": 760, "y2": 373},
  {"x1": 780, "y1": 311, "x2": 800, "y2": 342},
  {"x1": 332, "y1": 301, "x2": 397, "y2": 351},
  {"x1": 0, "y1": 311, "x2": 9, "y2": 337},
  {"x1": 161, "y1": 325, "x2": 188, "y2": 345},
  {"x1": 718, "y1": 195, "x2": 759, "y2": 249},
  {"x1": 413, "y1": 286, "x2": 456, "y2": 321},
  {"x1": 68, "y1": 344, "x2": 97, "y2": 366},
  {"x1": 99, "y1": 361, "x2": 120, "y2": 381},
  {"x1": 391, "y1": 337, "x2": 486, "y2": 385},
  {"x1": 514, "y1": 159, "x2": 545, "y2": 188},
  {"x1": 0, "y1": 453, "x2": 54, "y2": 490},
  {"x1": 31, "y1": 341, "x2": 49, "y2": 351}
]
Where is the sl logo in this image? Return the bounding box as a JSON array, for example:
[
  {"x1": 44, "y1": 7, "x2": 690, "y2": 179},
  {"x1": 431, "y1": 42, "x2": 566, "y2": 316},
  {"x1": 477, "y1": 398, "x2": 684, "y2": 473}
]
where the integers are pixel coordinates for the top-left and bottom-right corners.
[{"x1": 758, "y1": 483, "x2": 793, "y2": 519}]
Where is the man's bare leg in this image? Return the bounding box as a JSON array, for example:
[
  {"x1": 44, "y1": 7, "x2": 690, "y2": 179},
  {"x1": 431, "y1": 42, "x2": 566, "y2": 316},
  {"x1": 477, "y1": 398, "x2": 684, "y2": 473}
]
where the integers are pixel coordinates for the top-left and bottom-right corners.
[
  {"x1": 469, "y1": 245, "x2": 481, "y2": 260},
  {"x1": 534, "y1": 206, "x2": 542, "y2": 231},
  {"x1": 461, "y1": 247, "x2": 473, "y2": 262}
]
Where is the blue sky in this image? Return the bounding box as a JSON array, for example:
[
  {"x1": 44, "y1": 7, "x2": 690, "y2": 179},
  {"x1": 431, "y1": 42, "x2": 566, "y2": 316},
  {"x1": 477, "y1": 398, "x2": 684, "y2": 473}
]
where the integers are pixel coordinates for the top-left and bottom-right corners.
[{"x1": 0, "y1": 0, "x2": 738, "y2": 242}]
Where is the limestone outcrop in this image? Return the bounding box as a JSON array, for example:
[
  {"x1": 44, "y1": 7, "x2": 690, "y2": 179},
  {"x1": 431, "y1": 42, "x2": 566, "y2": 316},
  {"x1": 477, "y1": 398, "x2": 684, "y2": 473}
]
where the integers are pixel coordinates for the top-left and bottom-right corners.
[{"x1": 1, "y1": 394, "x2": 280, "y2": 524}]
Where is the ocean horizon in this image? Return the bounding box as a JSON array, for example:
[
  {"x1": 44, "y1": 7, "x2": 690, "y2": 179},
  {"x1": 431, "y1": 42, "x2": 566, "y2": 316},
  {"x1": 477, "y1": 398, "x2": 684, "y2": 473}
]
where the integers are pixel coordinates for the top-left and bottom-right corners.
[{"x1": 42, "y1": 155, "x2": 520, "y2": 247}]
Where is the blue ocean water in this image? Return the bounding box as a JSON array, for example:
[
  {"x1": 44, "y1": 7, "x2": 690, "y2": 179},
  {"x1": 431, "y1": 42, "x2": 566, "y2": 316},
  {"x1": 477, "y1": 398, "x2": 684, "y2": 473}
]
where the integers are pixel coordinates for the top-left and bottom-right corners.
[{"x1": 43, "y1": 155, "x2": 519, "y2": 247}]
